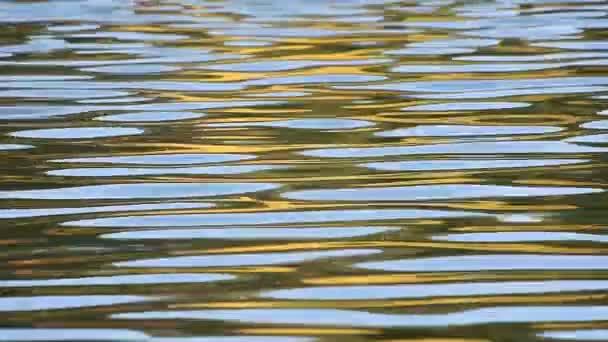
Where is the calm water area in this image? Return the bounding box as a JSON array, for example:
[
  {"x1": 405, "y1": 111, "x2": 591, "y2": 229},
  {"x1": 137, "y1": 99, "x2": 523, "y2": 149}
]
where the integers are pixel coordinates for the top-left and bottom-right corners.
[{"x1": 1, "y1": 0, "x2": 608, "y2": 341}]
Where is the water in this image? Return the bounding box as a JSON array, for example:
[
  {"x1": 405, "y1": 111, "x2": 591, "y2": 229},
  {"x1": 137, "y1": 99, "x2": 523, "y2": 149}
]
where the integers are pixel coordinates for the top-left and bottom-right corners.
[{"x1": 1, "y1": 0, "x2": 608, "y2": 341}]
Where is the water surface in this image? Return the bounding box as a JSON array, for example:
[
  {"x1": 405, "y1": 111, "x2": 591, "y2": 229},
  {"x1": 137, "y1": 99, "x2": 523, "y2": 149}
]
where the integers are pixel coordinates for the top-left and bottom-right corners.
[{"x1": 1, "y1": 0, "x2": 608, "y2": 341}]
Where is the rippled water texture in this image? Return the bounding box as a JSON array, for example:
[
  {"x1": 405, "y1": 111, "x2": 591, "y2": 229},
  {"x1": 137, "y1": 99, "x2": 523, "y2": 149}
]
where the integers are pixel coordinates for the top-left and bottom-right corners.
[{"x1": 2, "y1": 0, "x2": 608, "y2": 341}]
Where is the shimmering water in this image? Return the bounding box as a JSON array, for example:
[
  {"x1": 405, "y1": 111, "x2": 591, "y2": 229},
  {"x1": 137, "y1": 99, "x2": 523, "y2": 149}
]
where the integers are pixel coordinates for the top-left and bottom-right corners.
[{"x1": 1, "y1": 0, "x2": 608, "y2": 341}]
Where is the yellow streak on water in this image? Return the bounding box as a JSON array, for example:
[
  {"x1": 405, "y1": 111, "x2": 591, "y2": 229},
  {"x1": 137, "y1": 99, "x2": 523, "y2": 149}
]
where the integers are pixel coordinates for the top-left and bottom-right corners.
[
  {"x1": 183, "y1": 241, "x2": 603, "y2": 255},
  {"x1": 172, "y1": 293, "x2": 608, "y2": 310},
  {"x1": 239, "y1": 328, "x2": 381, "y2": 336},
  {"x1": 304, "y1": 273, "x2": 608, "y2": 286}
]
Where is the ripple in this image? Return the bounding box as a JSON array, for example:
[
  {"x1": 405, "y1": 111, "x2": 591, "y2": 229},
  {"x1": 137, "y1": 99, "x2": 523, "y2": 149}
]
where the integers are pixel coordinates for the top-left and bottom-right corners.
[
  {"x1": 385, "y1": 47, "x2": 475, "y2": 55},
  {"x1": 0, "y1": 202, "x2": 213, "y2": 219},
  {"x1": 0, "y1": 329, "x2": 147, "y2": 341},
  {"x1": 103, "y1": 226, "x2": 399, "y2": 240},
  {"x1": 210, "y1": 27, "x2": 395, "y2": 38},
  {"x1": 357, "y1": 254, "x2": 608, "y2": 272},
  {"x1": 500, "y1": 213, "x2": 544, "y2": 223},
  {"x1": 114, "y1": 249, "x2": 381, "y2": 268},
  {"x1": 78, "y1": 97, "x2": 153, "y2": 104},
  {"x1": 408, "y1": 86, "x2": 608, "y2": 99},
  {"x1": 455, "y1": 52, "x2": 608, "y2": 62},
  {"x1": 0, "y1": 273, "x2": 233, "y2": 287},
  {"x1": 391, "y1": 63, "x2": 562, "y2": 73},
  {"x1": 283, "y1": 184, "x2": 602, "y2": 202},
  {"x1": 224, "y1": 40, "x2": 274, "y2": 47},
  {"x1": 0, "y1": 330, "x2": 313, "y2": 342},
  {"x1": 433, "y1": 232, "x2": 608, "y2": 243},
  {"x1": 0, "y1": 105, "x2": 100, "y2": 120},
  {"x1": 246, "y1": 74, "x2": 385, "y2": 86},
  {"x1": 67, "y1": 42, "x2": 147, "y2": 50},
  {"x1": 47, "y1": 165, "x2": 281, "y2": 177},
  {"x1": 112, "y1": 306, "x2": 608, "y2": 327},
  {"x1": 463, "y1": 26, "x2": 582, "y2": 40},
  {"x1": 0, "y1": 144, "x2": 32, "y2": 150},
  {"x1": 9, "y1": 127, "x2": 144, "y2": 139},
  {"x1": 0, "y1": 79, "x2": 243, "y2": 91},
  {"x1": 81, "y1": 64, "x2": 181, "y2": 74},
  {"x1": 204, "y1": 59, "x2": 389, "y2": 72},
  {"x1": 539, "y1": 330, "x2": 608, "y2": 340},
  {"x1": 95, "y1": 111, "x2": 205, "y2": 122},
  {"x1": 581, "y1": 120, "x2": 608, "y2": 129},
  {"x1": 0, "y1": 1, "x2": 190, "y2": 23},
  {"x1": 337, "y1": 76, "x2": 608, "y2": 93},
  {"x1": 47, "y1": 24, "x2": 100, "y2": 32},
  {"x1": 246, "y1": 91, "x2": 309, "y2": 97},
  {"x1": 0, "y1": 183, "x2": 279, "y2": 200},
  {"x1": 207, "y1": 1, "x2": 369, "y2": 18},
  {"x1": 534, "y1": 41, "x2": 608, "y2": 50},
  {"x1": 565, "y1": 134, "x2": 608, "y2": 143},
  {"x1": 0, "y1": 37, "x2": 66, "y2": 54},
  {"x1": 69, "y1": 31, "x2": 188, "y2": 41},
  {"x1": 116, "y1": 100, "x2": 282, "y2": 111},
  {"x1": 376, "y1": 125, "x2": 561, "y2": 137},
  {"x1": 0, "y1": 75, "x2": 92, "y2": 81},
  {"x1": 64, "y1": 209, "x2": 490, "y2": 227},
  {"x1": 0, "y1": 295, "x2": 148, "y2": 312},
  {"x1": 405, "y1": 20, "x2": 485, "y2": 29},
  {"x1": 408, "y1": 38, "x2": 500, "y2": 48},
  {"x1": 301, "y1": 141, "x2": 608, "y2": 158},
  {"x1": 364, "y1": 159, "x2": 586, "y2": 171},
  {"x1": 264, "y1": 280, "x2": 608, "y2": 300},
  {"x1": 401, "y1": 102, "x2": 530, "y2": 111},
  {"x1": 209, "y1": 119, "x2": 374, "y2": 130},
  {"x1": 0, "y1": 89, "x2": 130, "y2": 99},
  {"x1": 51, "y1": 153, "x2": 255, "y2": 165},
  {"x1": 0, "y1": 55, "x2": 244, "y2": 67}
]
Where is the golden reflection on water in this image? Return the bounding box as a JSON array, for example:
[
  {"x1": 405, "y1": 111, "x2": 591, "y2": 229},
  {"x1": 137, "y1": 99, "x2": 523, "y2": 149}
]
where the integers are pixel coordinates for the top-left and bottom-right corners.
[
  {"x1": 171, "y1": 293, "x2": 608, "y2": 310},
  {"x1": 190, "y1": 241, "x2": 604, "y2": 255},
  {"x1": 239, "y1": 327, "x2": 382, "y2": 336},
  {"x1": 1, "y1": 0, "x2": 608, "y2": 341}
]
